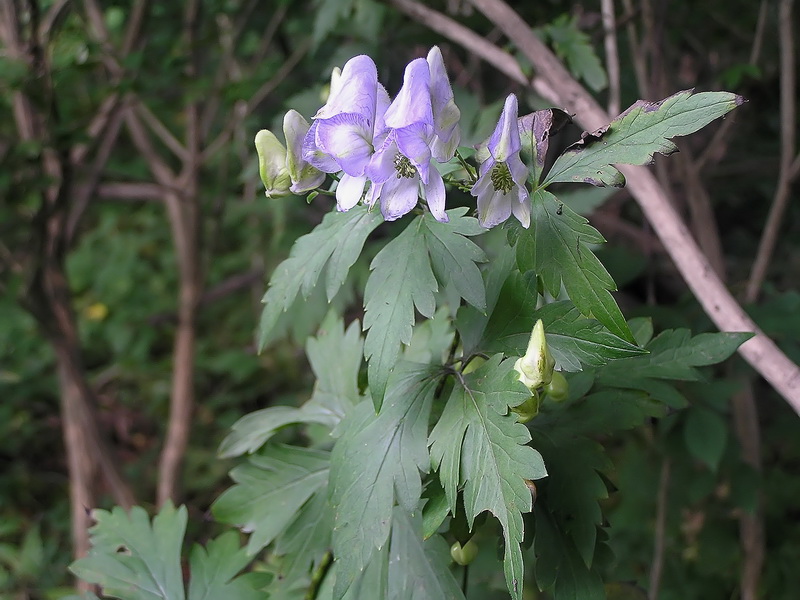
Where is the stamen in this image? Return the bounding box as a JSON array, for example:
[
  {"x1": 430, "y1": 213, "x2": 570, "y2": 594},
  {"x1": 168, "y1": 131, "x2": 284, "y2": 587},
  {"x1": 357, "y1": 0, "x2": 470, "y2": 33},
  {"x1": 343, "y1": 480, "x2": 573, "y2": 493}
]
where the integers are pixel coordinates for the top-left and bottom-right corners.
[
  {"x1": 393, "y1": 153, "x2": 417, "y2": 179},
  {"x1": 490, "y1": 162, "x2": 514, "y2": 193}
]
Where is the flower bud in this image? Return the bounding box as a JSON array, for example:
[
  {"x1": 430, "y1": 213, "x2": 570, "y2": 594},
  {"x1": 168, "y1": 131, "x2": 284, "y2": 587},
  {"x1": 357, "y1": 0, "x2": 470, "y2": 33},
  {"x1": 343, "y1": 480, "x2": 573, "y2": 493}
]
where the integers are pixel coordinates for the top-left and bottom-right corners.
[
  {"x1": 255, "y1": 129, "x2": 291, "y2": 198},
  {"x1": 283, "y1": 110, "x2": 325, "y2": 194},
  {"x1": 513, "y1": 319, "x2": 555, "y2": 390}
]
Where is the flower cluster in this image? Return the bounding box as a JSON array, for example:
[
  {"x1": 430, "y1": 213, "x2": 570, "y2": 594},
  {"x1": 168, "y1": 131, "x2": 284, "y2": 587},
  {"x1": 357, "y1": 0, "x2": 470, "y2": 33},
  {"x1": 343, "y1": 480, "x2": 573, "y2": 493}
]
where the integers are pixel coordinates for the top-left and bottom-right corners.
[{"x1": 255, "y1": 47, "x2": 532, "y2": 229}]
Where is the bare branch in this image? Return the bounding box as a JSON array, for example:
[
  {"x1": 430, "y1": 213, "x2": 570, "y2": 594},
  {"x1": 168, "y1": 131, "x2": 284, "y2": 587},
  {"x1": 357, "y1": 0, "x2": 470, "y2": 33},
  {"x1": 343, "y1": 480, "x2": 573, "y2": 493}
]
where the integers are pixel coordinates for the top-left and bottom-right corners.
[
  {"x1": 601, "y1": 0, "x2": 620, "y2": 117},
  {"x1": 136, "y1": 102, "x2": 189, "y2": 162},
  {"x1": 745, "y1": 0, "x2": 797, "y2": 303},
  {"x1": 203, "y1": 38, "x2": 312, "y2": 161},
  {"x1": 124, "y1": 104, "x2": 177, "y2": 186}
]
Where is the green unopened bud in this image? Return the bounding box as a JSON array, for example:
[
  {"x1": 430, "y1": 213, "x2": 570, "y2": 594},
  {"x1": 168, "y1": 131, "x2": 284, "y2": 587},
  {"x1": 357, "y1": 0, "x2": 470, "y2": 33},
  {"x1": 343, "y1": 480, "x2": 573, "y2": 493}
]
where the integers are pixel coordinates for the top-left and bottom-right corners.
[
  {"x1": 511, "y1": 390, "x2": 540, "y2": 423},
  {"x1": 513, "y1": 319, "x2": 555, "y2": 391},
  {"x1": 255, "y1": 129, "x2": 291, "y2": 198},
  {"x1": 283, "y1": 110, "x2": 324, "y2": 194}
]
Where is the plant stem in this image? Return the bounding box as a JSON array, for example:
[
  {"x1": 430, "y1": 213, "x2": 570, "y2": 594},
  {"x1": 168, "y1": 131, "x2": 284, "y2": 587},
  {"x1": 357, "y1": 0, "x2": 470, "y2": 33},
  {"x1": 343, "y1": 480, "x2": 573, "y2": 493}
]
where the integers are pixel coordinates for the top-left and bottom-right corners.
[{"x1": 305, "y1": 550, "x2": 333, "y2": 600}]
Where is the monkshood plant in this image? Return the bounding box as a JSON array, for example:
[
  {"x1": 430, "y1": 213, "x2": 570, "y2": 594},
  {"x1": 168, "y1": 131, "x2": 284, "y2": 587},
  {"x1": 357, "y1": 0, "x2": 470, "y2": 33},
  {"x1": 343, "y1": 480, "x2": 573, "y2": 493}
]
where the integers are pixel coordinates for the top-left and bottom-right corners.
[{"x1": 69, "y1": 48, "x2": 748, "y2": 600}]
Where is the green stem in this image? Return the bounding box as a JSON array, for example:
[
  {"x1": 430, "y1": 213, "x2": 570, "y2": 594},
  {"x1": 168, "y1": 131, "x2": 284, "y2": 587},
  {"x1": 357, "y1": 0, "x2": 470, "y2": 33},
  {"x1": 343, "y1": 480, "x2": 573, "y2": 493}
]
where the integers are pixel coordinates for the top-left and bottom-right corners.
[
  {"x1": 305, "y1": 550, "x2": 333, "y2": 600},
  {"x1": 455, "y1": 149, "x2": 478, "y2": 183}
]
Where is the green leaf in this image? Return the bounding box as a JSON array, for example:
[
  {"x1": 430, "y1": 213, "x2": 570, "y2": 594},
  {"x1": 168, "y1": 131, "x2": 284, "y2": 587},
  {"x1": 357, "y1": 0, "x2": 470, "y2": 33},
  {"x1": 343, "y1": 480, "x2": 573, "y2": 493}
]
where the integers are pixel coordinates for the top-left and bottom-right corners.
[
  {"x1": 542, "y1": 14, "x2": 608, "y2": 92},
  {"x1": 421, "y1": 480, "x2": 451, "y2": 540},
  {"x1": 387, "y1": 509, "x2": 465, "y2": 600},
  {"x1": 543, "y1": 89, "x2": 744, "y2": 187},
  {"x1": 456, "y1": 236, "x2": 517, "y2": 355},
  {"x1": 188, "y1": 532, "x2": 263, "y2": 600},
  {"x1": 220, "y1": 314, "x2": 363, "y2": 457},
  {"x1": 329, "y1": 364, "x2": 439, "y2": 599},
  {"x1": 259, "y1": 205, "x2": 382, "y2": 350},
  {"x1": 529, "y1": 435, "x2": 611, "y2": 568},
  {"x1": 482, "y1": 272, "x2": 645, "y2": 370},
  {"x1": 273, "y1": 490, "x2": 332, "y2": 583},
  {"x1": 599, "y1": 329, "x2": 752, "y2": 381},
  {"x1": 535, "y1": 389, "x2": 666, "y2": 436},
  {"x1": 363, "y1": 209, "x2": 485, "y2": 404},
  {"x1": 516, "y1": 190, "x2": 634, "y2": 342},
  {"x1": 533, "y1": 507, "x2": 605, "y2": 600},
  {"x1": 70, "y1": 503, "x2": 187, "y2": 600},
  {"x1": 428, "y1": 355, "x2": 546, "y2": 600},
  {"x1": 684, "y1": 406, "x2": 727, "y2": 471},
  {"x1": 212, "y1": 445, "x2": 330, "y2": 554},
  {"x1": 422, "y1": 208, "x2": 487, "y2": 311}
]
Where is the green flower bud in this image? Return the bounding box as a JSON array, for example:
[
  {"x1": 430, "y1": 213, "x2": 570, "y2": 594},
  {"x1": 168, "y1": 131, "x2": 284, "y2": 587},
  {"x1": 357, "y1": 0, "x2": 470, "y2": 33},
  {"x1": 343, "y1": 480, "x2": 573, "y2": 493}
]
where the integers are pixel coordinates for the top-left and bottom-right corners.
[
  {"x1": 513, "y1": 319, "x2": 555, "y2": 391},
  {"x1": 283, "y1": 110, "x2": 325, "y2": 194},
  {"x1": 511, "y1": 390, "x2": 540, "y2": 423},
  {"x1": 450, "y1": 539, "x2": 479, "y2": 566},
  {"x1": 255, "y1": 129, "x2": 291, "y2": 198},
  {"x1": 544, "y1": 370, "x2": 569, "y2": 402}
]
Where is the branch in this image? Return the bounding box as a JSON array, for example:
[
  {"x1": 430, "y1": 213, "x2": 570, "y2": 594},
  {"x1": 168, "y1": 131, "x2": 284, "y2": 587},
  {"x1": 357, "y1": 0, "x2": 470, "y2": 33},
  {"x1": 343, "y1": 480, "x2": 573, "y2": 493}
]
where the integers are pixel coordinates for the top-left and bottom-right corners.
[
  {"x1": 457, "y1": 0, "x2": 800, "y2": 411},
  {"x1": 600, "y1": 0, "x2": 620, "y2": 117},
  {"x1": 202, "y1": 38, "x2": 312, "y2": 161},
  {"x1": 745, "y1": 0, "x2": 797, "y2": 303}
]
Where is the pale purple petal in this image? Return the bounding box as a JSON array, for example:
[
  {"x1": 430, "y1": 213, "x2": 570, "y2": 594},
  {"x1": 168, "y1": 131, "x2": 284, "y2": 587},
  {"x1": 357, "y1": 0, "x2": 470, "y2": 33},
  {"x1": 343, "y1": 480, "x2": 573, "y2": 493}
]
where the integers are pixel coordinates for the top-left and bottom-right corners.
[
  {"x1": 508, "y1": 153, "x2": 528, "y2": 186},
  {"x1": 477, "y1": 187, "x2": 512, "y2": 228},
  {"x1": 315, "y1": 113, "x2": 375, "y2": 176},
  {"x1": 374, "y1": 84, "x2": 392, "y2": 135},
  {"x1": 365, "y1": 136, "x2": 398, "y2": 184},
  {"x1": 427, "y1": 46, "x2": 461, "y2": 162},
  {"x1": 393, "y1": 124, "x2": 432, "y2": 183},
  {"x1": 423, "y1": 167, "x2": 448, "y2": 222},
  {"x1": 488, "y1": 94, "x2": 521, "y2": 162},
  {"x1": 511, "y1": 195, "x2": 531, "y2": 228},
  {"x1": 336, "y1": 174, "x2": 367, "y2": 211},
  {"x1": 379, "y1": 174, "x2": 420, "y2": 221},
  {"x1": 365, "y1": 180, "x2": 382, "y2": 209},
  {"x1": 302, "y1": 121, "x2": 340, "y2": 172},
  {"x1": 314, "y1": 55, "x2": 378, "y2": 123},
  {"x1": 384, "y1": 58, "x2": 433, "y2": 129}
]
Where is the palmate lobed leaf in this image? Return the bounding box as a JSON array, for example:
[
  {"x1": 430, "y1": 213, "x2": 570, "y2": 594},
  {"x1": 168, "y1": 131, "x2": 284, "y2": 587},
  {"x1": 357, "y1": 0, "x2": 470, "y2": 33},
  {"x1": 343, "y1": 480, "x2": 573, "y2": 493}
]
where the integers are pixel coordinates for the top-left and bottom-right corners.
[
  {"x1": 516, "y1": 190, "x2": 634, "y2": 342},
  {"x1": 259, "y1": 205, "x2": 382, "y2": 350},
  {"x1": 543, "y1": 89, "x2": 744, "y2": 187},
  {"x1": 329, "y1": 364, "x2": 440, "y2": 600},
  {"x1": 70, "y1": 504, "x2": 261, "y2": 600},
  {"x1": 363, "y1": 209, "x2": 486, "y2": 404},
  {"x1": 220, "y1": 314, "x2": 363, "y2": 458},
  {"x1": 70, "y1": 503, "x2": 187, "y2": 600},
  {"x1": 529, "y1": 434, "x2": 611, "y2": 569},
  {"x1": 387, "y1": 509, "x2": 465, "y2": 600},
  {"x1": 428, "y1": 356, "x2": 547, "y2": 600},
  {"x1": 212, "y1": 445, "x2": 330, "y2": 555}
]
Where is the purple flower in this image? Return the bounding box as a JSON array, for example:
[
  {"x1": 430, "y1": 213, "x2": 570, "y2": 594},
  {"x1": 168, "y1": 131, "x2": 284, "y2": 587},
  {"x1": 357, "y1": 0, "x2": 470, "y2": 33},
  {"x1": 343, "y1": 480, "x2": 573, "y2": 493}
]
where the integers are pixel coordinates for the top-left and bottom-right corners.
[
  {"x1": 303, "y1": 55, "x2": 390, "y2": 211},
  {"x1": 471, "y1": 94, "x2": 530, "y2": 228},
  {"x1": 364, "y1": 58, "x2": 447, "y2": 222}
]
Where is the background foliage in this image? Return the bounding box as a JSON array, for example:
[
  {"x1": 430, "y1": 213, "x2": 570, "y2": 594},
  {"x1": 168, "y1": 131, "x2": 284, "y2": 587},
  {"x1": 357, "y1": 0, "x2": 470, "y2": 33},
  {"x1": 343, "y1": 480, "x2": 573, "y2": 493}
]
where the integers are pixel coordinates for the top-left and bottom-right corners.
[{"x1": 1, "y1": 0, "x2": 799, "y2": 598}]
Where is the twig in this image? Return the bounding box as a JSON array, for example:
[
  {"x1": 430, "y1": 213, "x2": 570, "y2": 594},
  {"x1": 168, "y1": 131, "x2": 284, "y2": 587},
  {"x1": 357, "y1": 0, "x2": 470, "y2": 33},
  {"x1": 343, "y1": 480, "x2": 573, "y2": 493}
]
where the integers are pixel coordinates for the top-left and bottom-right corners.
[
  {"x1": 202, "y1": 39, "x2": 312, "y2": 161},
  {"x1": 600, "y1": 0, "x2": 620, "y2": 117},
  {"x1": 745, "y1": 0, "x2": 798, "y2": 303},
  {"x1": 459, "y1": 0, "x2": 800, "y2": 410},
  {"x1": 648, "y1": 458, "x2": 670, "y2": 600}
]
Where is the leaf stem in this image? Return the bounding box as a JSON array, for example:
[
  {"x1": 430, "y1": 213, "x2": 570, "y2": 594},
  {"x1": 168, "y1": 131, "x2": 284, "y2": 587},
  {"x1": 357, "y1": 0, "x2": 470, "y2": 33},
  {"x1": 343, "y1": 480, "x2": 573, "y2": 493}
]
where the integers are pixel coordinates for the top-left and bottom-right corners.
[
  {"x1": 455, "y1": 149, "x2": 478, "y2": 183},
  {"x1": 305, "y1": 549, "x2": 333, "y2": 600}
]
